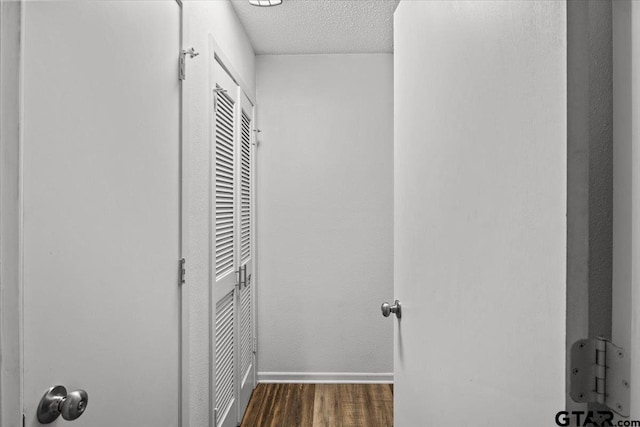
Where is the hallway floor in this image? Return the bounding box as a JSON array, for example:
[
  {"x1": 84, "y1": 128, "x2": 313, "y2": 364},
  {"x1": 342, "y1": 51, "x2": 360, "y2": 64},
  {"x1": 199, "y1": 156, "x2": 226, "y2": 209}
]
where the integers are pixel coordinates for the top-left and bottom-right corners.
[{"x1": 241, "y1": 383, "x2": 394, "y2": 427}]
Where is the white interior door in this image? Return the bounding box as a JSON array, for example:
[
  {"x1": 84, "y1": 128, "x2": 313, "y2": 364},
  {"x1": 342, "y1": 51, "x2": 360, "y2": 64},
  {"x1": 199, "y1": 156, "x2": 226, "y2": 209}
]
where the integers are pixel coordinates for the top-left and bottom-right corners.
[
  {"x1": 237, "y1": 91, "x2": 255, "y2": 419},
  {"x1": 212, "y1": 59, "x2": 240, "y2": 427},
  {"x1": 22, "y1": 2, "x2": 181, "y2": 426},
  {"x1": 393, "y1": 1, "x2": 567, "y2": 425}
]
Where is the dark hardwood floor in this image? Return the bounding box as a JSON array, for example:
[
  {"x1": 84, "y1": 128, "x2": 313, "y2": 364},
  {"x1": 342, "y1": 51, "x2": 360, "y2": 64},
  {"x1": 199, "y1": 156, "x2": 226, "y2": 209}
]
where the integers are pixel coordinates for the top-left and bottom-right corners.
[{"x1": 241, "y1": 383, "x2": 394, "y2": 427}]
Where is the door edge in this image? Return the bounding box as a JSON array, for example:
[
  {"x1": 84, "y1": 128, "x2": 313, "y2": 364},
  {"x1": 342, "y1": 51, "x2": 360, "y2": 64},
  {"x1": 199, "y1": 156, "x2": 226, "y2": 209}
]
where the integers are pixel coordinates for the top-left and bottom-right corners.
[{"x1": 0, "y1": 0, "x2": 24, "y2": 425}]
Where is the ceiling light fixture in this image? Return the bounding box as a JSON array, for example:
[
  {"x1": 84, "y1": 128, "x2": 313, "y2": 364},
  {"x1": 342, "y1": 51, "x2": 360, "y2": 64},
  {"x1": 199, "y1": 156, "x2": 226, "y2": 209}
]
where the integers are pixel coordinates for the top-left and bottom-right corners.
[{"x1": 249, "y1": 0, "x2": 282, "y2": 6}]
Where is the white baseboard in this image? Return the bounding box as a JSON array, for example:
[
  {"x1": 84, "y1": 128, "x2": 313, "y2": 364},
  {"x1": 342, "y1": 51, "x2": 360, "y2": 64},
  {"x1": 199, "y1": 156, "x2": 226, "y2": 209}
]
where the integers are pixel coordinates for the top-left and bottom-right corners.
[{"x1": 258, "y1": 372, "x2": 393, "y2": 384}]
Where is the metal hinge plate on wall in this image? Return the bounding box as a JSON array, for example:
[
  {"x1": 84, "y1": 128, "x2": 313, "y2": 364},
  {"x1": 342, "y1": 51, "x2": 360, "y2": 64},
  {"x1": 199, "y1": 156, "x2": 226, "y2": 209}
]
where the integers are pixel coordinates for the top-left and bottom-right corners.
[
  {"x1": 570, "y1": 337, "x2": 630, "y2": 417},
  {"x1": 179, "y1": 48, "x2": 199, "y2": 81},
  {"x1": 179, "y1": 258, "x2": 186, "y2": 285}
]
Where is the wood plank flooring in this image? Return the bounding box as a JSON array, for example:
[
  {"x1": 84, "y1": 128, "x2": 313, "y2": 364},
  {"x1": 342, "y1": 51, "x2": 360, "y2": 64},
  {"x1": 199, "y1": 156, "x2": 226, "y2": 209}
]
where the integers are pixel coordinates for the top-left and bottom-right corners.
[{"x1": 241, "y1": 384, "x2": 393, "y2": 427}]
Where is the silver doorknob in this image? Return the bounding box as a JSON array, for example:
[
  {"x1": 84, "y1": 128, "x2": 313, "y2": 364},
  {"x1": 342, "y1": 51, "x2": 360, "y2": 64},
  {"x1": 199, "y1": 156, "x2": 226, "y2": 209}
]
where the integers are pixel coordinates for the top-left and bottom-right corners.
[
  {"x1": 60, "y1": 390, "x2": 88, "y2": 421},
  {"x1": 37, "y1": 386, "x2": 88, "y2": 423},
  {"x1": 381, "y1": 300, "x2": 401, "y2": 319}
]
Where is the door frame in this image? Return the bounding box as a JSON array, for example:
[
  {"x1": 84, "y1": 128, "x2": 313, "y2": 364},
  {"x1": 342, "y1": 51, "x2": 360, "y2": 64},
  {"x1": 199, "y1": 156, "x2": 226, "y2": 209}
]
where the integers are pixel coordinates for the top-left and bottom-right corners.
[
  {"x1": 612, "y1": 0, "x2": 640, "y2": 419},
  {"x1": 177, "y1": 1, "x2": 189, "y2": 426},
  {"x1": 0, "y1": 1, "x2": 188, "y2": 425},
  {"x1": 565, "y1": 0, "x2": 616, "y2": 414},
  {"x1": 0, "y1": 0, "x2": 23, "y2": 425},
  {"x1": 207, "y1": 34, "x2": 258, "y2": 426}
]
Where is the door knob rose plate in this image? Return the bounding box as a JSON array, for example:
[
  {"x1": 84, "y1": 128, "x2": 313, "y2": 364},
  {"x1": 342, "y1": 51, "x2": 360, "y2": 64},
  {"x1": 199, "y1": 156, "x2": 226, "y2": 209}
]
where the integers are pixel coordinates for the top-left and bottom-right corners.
[{"x1": 37, "y1": 386, "x2": 68, "y2": 424}]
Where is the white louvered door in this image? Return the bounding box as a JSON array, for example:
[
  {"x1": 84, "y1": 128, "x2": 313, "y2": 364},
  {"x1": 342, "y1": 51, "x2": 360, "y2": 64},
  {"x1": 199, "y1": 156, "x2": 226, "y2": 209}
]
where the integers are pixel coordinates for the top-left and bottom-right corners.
[
  {"x1": 212, "y1": 58, "x2": 257, "y2": 427},
  {"x1": 213, "y1": 60, "x2": 239, "y2": 427},
  {"x1": 237, "y1": 92, "x2": 256, "y2": 419}
]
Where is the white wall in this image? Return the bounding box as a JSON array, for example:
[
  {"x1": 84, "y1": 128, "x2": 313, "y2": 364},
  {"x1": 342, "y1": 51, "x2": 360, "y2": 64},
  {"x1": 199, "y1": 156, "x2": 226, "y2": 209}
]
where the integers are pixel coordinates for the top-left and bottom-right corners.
[
  {"x1": 255, "y1": 54, "x2": 393, "y2": 381},
  {"x1": 183, "y1": 1, "x2": 255, "y2": 424},
  {"x1": 185, "y1": 1, "x2": 255, "y2": 96}
]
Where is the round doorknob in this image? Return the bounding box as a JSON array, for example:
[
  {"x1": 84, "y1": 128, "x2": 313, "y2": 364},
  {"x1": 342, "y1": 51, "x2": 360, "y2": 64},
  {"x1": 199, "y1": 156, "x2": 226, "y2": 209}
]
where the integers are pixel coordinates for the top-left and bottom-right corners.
[
  {"x1": 37, "y1": 385, "x2": 89, "y2": 423},
  {"x1": 381, "y1": 300, "x2": 402, "y2": 319},
  {"x1": 60, "y1": 389, "x2": 88, "y2": 421}
]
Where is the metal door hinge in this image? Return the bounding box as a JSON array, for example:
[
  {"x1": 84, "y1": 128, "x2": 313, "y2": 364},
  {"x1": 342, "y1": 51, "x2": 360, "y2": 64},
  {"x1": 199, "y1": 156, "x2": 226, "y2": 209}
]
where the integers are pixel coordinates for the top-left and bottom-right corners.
[
  {"x1": 253, "y1": 336, "x2": 257, "y2": 354},
  {"x1": 252, "y1": 129, "x2": 262, "y2": 147},
  {"x1": 179, "y1": 258, "x2": 186, "y2": 285},
  {"x1": 214, "y1": 407, "x2": 218, "y2": 426},
  {"x1": 179, "y1": 48, "x2": 199, "y2": 81},
  {"x1": 570, "y1": 337, "x2": 630, "y2": 417}
]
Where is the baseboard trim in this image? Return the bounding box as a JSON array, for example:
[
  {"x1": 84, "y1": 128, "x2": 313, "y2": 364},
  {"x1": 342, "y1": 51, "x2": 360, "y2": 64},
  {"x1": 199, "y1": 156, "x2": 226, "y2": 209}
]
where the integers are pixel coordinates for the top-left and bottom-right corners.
[{"x1": 257, "y1": 372, "x2": 393, "y2": 384}]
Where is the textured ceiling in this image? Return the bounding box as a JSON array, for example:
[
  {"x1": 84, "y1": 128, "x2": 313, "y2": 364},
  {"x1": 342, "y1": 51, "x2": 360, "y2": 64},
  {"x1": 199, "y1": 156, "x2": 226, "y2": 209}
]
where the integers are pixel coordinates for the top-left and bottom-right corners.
[{"x1": 229, "y1": 0, "x2": 399, "y2": 54}]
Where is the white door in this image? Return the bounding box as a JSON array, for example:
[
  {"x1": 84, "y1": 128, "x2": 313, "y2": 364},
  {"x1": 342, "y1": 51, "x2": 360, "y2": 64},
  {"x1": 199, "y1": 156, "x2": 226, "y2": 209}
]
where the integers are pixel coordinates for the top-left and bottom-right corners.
[
  {"x1": 393, "y1": 1, "x2": 566, "y2": 425},
  {"x1": 212, "y1": 59, "x2": 240, "y2": 427},
  {"x1": 22, "y1": 2, "x2": 181, "y2": 426},
  {"x1": 237, "y1": 91, "x2": 256, "y2": 419}
]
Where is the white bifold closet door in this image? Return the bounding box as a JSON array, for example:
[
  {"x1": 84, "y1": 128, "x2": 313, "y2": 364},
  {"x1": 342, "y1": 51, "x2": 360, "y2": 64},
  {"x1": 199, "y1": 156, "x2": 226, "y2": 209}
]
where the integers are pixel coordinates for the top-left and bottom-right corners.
[
  {"x1": 237, "y1": 91, "x2": 255, "y2": 420},
  {"x1": 212, "y1": 58, "x2": 256, "y2": 427}
]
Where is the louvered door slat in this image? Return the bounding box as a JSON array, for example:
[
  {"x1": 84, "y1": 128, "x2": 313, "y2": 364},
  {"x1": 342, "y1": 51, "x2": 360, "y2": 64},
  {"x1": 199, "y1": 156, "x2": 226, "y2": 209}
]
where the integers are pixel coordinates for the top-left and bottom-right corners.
[
  {"x1": 238, "y1": 105, "x2": 254, "y2": 401},
  {"x1": 216, "y1": 128, "x2": 235, "y2": 146},
  {"x1": 215, "y1": 290, "x2": 235, "y2": 423},
  {"x1": 240, "y1": 276, "x2": 252, "y2": 377},
  {"x1": 215, "y1": 86, "x2": 236, "y2": 279},
  {"x1": 217, "y1": 102, "x2": 234, "y2": 123},
  {"x1": 240, "y1": 110, "x2": 251, "y2": 262},
  {"x1": 215, "y1": 162, "x2": 234, "y2": 174}
]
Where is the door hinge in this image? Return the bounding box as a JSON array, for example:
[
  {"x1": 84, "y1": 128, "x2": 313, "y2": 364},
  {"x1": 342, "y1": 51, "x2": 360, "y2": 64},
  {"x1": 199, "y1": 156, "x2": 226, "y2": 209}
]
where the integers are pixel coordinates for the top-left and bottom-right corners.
[
  {"x1": 179, "y1": 258, "x2": 186, "y2": 285},
  {"x1": 570, "y1": 337, "x2": 630, "y2": 417},
  {"x1": 253, "y1": 336, "x2": 257, "y2": 354},
  {"x1": 23, "y1": 413, "x2": 25, "y2": 427},
  {"x1": 214, "y1": 407, "x2": 218, "y2": 426},
  {"x1": 179, "y1": 47, "x2": 199, "y2": 81},
  {"x1": 252, "y1": 129, "x2": 261, "y2": 147}
]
